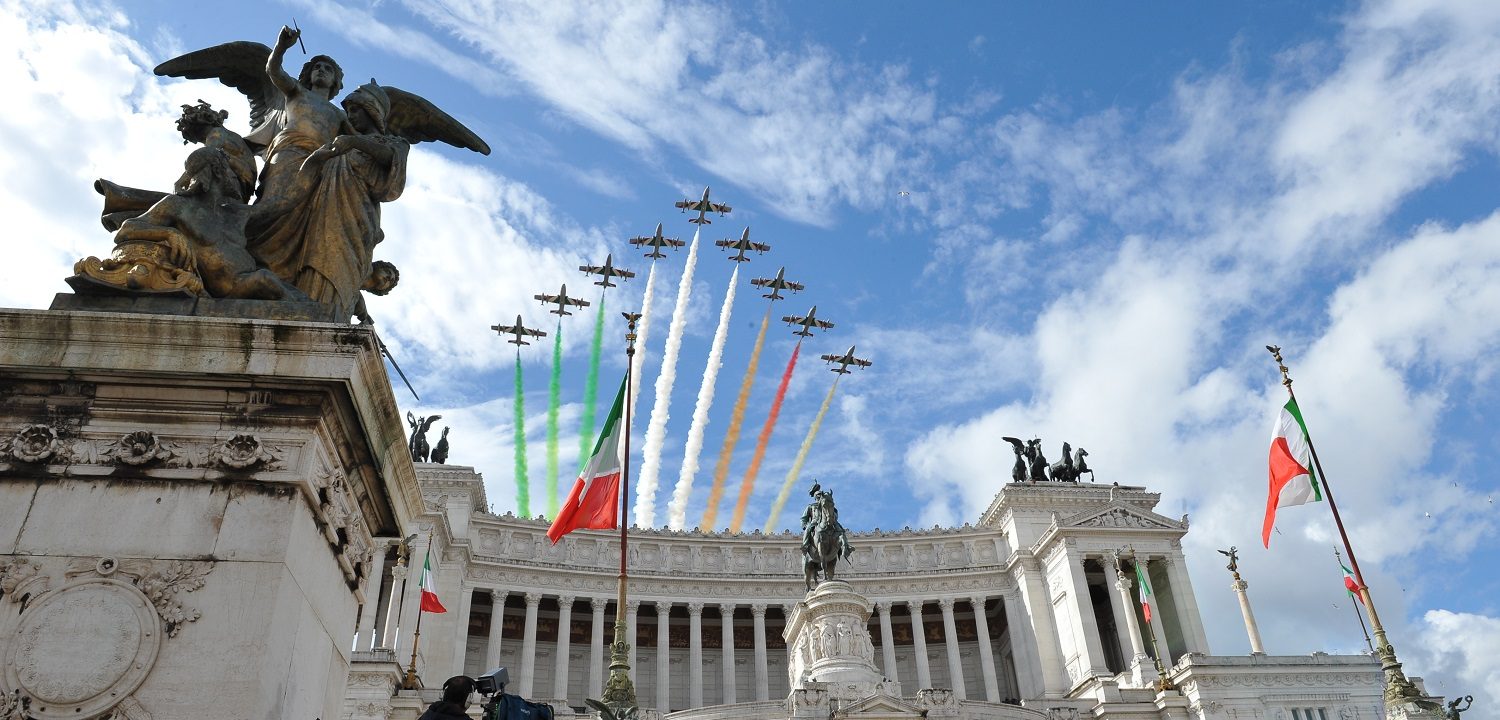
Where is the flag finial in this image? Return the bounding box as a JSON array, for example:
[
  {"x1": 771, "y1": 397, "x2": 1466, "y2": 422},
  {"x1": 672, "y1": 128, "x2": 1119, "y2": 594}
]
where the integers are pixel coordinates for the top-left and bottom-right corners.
[{"x1": 1266, "y1": 345, "x2": 1292, "y2": 389}]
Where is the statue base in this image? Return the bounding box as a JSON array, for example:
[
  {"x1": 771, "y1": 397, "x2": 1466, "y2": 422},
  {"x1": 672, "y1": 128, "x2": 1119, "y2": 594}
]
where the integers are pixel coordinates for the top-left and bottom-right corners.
[
  {"x1": 51, "y1": 291, "x2": 339, "y2": 322},
  {"x1": 783, "y1": 580, "x2": 901, "y2": 701},
  {"x1": 0, "y1": 307, "x2": 417, "y2": 720}
]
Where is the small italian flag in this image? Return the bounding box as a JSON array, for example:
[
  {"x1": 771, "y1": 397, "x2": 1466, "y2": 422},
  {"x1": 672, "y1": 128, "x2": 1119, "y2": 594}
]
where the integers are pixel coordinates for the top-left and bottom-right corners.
[
  {"x1": 1340, "y1": 561, "x2": 1364, "y2": 605},
  {"x1": 547, "y1": 376, "x2": 626, "y2": 544},
  {"x1": 1135, "y1": 562, "x2": 1153, "y2": 623},
  {"x1": 1263, "y1": 396, "x2": 1324, "y2": 547},
  {"x1": 419, "y1": 550, "x2": 446, "y2": 614}
]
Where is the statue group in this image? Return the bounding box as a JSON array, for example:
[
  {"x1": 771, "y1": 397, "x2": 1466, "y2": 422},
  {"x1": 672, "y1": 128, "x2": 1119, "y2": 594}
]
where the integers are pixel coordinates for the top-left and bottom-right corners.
[
  {"x1": 72, "y1": 26, "x2": 490, "y2": 323},
  {"x1": 407, "y1": 412, "x2": 448, "y2": 464},
  {"x1": 800, "y1": 482, "x2": 853, "y2": 591},
  {"x1": 1002, "y1": 437, "x2": 1092, "y2": 483}
]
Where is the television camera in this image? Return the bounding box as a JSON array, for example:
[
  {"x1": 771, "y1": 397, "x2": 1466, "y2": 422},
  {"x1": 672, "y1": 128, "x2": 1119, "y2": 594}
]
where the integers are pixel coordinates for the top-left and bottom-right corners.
[{"x1": 476, "y1": 667, "x2": 554, "y2": 720}]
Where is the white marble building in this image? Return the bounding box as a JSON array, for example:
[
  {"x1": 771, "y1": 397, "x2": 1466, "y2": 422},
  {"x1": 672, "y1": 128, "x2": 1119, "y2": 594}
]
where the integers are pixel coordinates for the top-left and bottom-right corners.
[{"x1": 346, "y1": 464, "x2": 1390, "y2": 720}]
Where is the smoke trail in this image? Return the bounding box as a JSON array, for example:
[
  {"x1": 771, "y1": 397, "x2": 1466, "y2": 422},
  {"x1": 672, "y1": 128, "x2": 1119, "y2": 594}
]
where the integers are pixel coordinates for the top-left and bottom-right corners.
[
  {"x1": 765, "y1": 375, "x2": 840, "y2": 531},
  {"x1": 701, "y1": 305, "x2": 771, "y2": 529},
  {"x1": 630, "y1": 263, "x2": 659, "y2": 427},
  {"x1": 513, "y1": 352, "x2": 530, "y2": 517},
  {"x1": 729, "y1": 340, "x2": 801, "y2": 532},
  {"x1": 578, "y1": 294, "x2": 607, "y2": 472},
  {"x1": 635, "y1": 229, "x2": 701, "y2": 527},
  {"x1": 546, "y1": 319, "x2": 563, "y2": 517},
  {"x1": 668, "y1": 265, "x2": 739, "y2": 530}
]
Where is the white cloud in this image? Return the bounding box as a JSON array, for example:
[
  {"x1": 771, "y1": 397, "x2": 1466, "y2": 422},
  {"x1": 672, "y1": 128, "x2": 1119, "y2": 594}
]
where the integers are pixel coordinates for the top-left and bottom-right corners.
[{"x1": 1415, "y1": 609, "x2": 1500, "y2": 713}]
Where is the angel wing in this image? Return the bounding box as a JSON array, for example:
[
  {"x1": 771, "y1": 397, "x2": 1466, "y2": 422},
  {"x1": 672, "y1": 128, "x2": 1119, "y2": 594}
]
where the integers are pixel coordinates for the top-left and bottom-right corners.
[
  {"x1": 382, "y1": 86, "x2": 491, "y2": 155},
  {"x1": 419, "y1": 414, "x2": 444, "y2": 434},
  {"x1": 1001, "y1": 436, "x2": 1025, "y2": 452},
  {"x1": 154, "y1": 42, "x2": 280, "y2": 144}
]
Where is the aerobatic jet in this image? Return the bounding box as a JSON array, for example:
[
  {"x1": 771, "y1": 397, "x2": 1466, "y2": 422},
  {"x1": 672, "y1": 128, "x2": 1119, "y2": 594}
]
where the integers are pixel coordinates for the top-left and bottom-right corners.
[
  {"x1": 675, "y1": 186, "x2": 732, "y2": 224},
  {"x1": 628, "y1": 223, "x2": 686, "y2": 258},
  {"x1": 491, "y1": 315, "x2": 548, "y2": 346},
  {"x1": 820, "y1": 346, "x2": 872, "y2": 374},
  {"x1": 750, "y1": 266, "x2": 804, "y2": 300},
  {"x1": 782, "y1": 306, "x2": 835, "y2": 337},
  {"x1": 534, "y1": 284, "x2": 591, "y2": 316},
  {"x1": 714, "y1": 227, "x2": 770, "y2": 262},
  {"x1": 579, "y1": 254, "x2": 636, "y2": 287}
]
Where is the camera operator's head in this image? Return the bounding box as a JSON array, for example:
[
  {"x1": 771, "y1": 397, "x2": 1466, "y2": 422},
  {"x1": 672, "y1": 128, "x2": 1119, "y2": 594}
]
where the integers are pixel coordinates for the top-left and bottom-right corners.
[{"x1": 441, "y1": 675, "x2": 476, "y2": 706}]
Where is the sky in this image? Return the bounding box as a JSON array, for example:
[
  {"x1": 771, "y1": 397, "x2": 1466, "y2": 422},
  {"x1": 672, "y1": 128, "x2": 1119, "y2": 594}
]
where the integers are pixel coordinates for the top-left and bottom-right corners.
[{"x1": 3, "y1": 0, "x2": 1500, "y2": 710}]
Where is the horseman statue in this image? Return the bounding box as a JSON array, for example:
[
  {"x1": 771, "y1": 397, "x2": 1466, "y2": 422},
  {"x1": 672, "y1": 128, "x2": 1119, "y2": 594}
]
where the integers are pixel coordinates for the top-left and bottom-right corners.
[{"x1": 800, "y1": 481, "x2": 854, "y2": 591}]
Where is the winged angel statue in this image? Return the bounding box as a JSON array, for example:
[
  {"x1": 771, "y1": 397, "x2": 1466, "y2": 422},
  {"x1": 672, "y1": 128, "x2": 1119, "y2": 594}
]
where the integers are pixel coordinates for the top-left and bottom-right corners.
[{"x1": 74, "y1": 25, "x2": 489, "y2": 322}]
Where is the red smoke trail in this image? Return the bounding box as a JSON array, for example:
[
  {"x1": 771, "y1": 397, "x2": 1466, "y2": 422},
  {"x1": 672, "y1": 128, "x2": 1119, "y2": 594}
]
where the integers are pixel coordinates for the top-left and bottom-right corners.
[{"x1": 728, "y1": 340, "x2": 801, "y2": 533}]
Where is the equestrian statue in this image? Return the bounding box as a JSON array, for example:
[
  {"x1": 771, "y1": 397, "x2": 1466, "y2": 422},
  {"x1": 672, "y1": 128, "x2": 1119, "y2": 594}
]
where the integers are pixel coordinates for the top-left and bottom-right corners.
[{"x1": 800, "y1": 482, "x2": 854, "y2": 591}]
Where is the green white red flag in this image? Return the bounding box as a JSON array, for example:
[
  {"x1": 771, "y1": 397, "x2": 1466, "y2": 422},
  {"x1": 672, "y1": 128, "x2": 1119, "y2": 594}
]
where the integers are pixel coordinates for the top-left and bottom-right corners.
[
  {"x1": 419, "y1": 549, "x2": 446, "y2": 613},
  {"x1": 547, "y1": 376, "x2": 627, "y2": 544},
  {"x1": 1341, "y1": 561, "x2": 1364, "y2": 605},
  {"x1": 1263, "y1": 396, "x2": 1324, "y2": 547},
  {"x1": 1135, "y1": 562, "x2": 1153, "y2": 623}
]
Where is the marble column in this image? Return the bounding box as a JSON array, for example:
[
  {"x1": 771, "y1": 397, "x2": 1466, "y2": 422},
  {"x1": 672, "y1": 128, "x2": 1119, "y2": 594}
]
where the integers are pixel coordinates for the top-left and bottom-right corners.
[
  {"x1": 720, "y1": 603, "x2": 737, "y2": 704},
  {"x1": 1141, "y1": 559, "x2": 1171, "y2": 665},
  {"x1": 1232, "y1": 577, "x2": 1266, "y2": 654},
  {"x1": 908, "y1": 600, "x2": 932, "y2": 690},
  {"x1": 589, "y1": 598, "x2": 607, "y2": 699},
  {"x1": 1111, "y1": 569, "x2": 1147, "y2": 664},
  {"x1": 938, "y1": 598, "x2": 966, "y2": 699},
  {"x1": 381, "y1": 562, "x2": 407, "y2": 648},
  {"x1": 626, "y1": 600, "x2": 640, "y2": 682},
  {"x1": 519, "y1": 592, "x2": 542, "y2": 697},
  {"x1": 1100, "y1": 558, "x2": 1135, "y2": 669},
  {"x1": 969, "y1": 597, "x2": 1000, "y2": 702},
  {"x1": 1063, "y1": 549, "x2": 1109, "y2": 676},
  {"x1": 656, "y1": 602, "x2": 672, "y2": 712},
  {"x1": 875, "y1": 602, "x2": 899, "y2": 683},
  {"x1": 553, "y1": 595, "x2": 574, "y2": 701},
  {"x1": 451, "y1": 583, "x2": 474, "y2": 677},
  {"x1": 751, "y1": 603, "x2": 770, "y2": 701},
  {"x1": 688, "y1": 602, "x2": 705, "y2": 707},
  {"x1": 1164, "y1": 553, "x2": 1211, "y2": 654},
  {"x1": 486, "y1": 590, "x2": 508, "y2": 672},
  {"x1": 356, "y1": 540, "x2": 390, "y2": 651}
]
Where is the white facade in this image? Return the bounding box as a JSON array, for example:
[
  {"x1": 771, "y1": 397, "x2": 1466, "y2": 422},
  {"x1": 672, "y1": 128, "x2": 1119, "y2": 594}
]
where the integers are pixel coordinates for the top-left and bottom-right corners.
[{"x1": 347, "y1": 465, "x2": 1387, "y2": 720}]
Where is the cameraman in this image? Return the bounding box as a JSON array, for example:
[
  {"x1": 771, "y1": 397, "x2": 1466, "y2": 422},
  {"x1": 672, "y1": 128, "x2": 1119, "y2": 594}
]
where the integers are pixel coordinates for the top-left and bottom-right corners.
[{"x1": 418, "y1": 675, "x2": 475, "y2": 720}]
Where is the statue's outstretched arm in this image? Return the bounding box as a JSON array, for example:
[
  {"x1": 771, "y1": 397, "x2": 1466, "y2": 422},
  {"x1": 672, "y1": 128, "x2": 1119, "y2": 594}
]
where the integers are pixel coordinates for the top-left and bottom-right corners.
[{"x1": 266, "y1": 26, "x2": 302, "y2": 99}]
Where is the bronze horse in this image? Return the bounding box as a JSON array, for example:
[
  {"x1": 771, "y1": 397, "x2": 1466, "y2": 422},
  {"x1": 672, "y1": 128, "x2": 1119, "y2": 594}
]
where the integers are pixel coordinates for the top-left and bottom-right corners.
[{"x1": 803, "y1": 520, "x2": 843, "y2": 591}]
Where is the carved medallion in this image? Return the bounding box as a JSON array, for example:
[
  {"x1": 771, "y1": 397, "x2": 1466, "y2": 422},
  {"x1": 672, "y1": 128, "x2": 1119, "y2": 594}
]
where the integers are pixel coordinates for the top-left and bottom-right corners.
[
  {"x1": 4, "y1": 577, "x2": 161, "y2": 719},
  {"x1": 7, "y1": 424, "x2": 60, "y2": 463}
]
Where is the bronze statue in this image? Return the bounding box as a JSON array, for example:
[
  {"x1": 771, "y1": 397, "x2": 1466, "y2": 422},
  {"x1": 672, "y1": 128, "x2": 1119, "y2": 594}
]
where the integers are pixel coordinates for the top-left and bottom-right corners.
[
  {"x1": 1217, "y1": 547, "x2": 1238, "y2": 573},
  {"x1": 1026, "y1": 438, "x2": 1049, "y2": 482},
  {"x1": 407, "y1": 412, "x2": 442, "y2": 463},
  {"x1": 800, "y1": 481, "x2": 853, "y2": 591},
  {"x1": 1049, "y1": 442, "x2": 1079, "y2": 483},
  {"x1": 1002, "y1": 437, "x2": 1027, "y2": 483},
  {"x1": 1444, "y1": 696, "x2": 1472, "y2": 720},
  {"x1": 72, "y1": 24, "x2": 491, "y2": 321},
  {"x1": 1074, "y1": 447, "x2": 1092, "y2": 481},
  {"x1": 431, "y1": 427, "x2": 450, "y2": 464},
  {"x1": 352, "y1": 260, "x2": 400, "y2": 325}
]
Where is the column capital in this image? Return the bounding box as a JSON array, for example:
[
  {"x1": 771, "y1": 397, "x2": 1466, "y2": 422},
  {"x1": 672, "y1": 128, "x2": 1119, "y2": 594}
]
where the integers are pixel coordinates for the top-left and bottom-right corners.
[
  {"x1": 625, "y1": 599, "x2": 640, "y2": 613},
  {"x1": 907, "y1": 599, "x2": 924, "y2": 615},
  {"x1": 719, "y1": 601, "x2": 736, "y2": 613},
  {"x1": 873, "y1": 601, "x2": 889, "y2": 615},
  {"x1": 967, "y1": 595, "x2": 987, "y2": 609},
  {"x1": 391, "y1": 564, "x2": 408, "y2": 579},
  {"x1": 491, "y1": 588, "x2": 508, "y2": 602},
  {"x1": 1231, "y1": 578, "x2": 1248, "y2": 592},
  {"x1": 750, "y1": 603, "x2": 767, "y2": 617},
  {"x1": 590, "y1": 596, "x2": 608, "y2": 612},
  {"x1": 937, "y1": 597, "x2": 956, "y2": 613},
  {"x1": 687, "y1": 601, "x2": 705, "y2": 616},
  {"x1": 557, "y1": 594, "x2": 576, "y2": 607},
  {"x1": 524, "y1": 591, "x2": 543, "y2": 607}
]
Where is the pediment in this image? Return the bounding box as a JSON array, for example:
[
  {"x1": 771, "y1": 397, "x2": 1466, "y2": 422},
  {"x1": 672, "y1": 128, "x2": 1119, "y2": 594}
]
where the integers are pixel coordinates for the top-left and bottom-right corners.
[
  {"x1": 1064, "y1": 503, "x2": 1180, "y2": 531},
  {"x1": 840, "y1": 693, "x2": 925, "y2": 716}
]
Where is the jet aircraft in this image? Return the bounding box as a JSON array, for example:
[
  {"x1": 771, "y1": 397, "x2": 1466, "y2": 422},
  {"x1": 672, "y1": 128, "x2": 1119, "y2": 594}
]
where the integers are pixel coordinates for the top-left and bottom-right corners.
[
  {"x1": 490, "y1": 315, "x2": 548, "y2": 345},
  {"x1": 750, "y1": 266, "x2": 804, "y2": 300},
  {"x1": 579, "y1": 254, "x2": 636, "y2": 287},
  {"x1": 628, "y1": 223, "x2": 686, "y2": 258},
  {"x1": 534, "y1": 284, "x2": 591, "y2": 316},
  {"x1": 675, "y1": 186, "x2": 732, "y2": 224},
  {"x1": 782, "y1": 306, "x2": 835, "y2": 337},
  {"x1": 714, "y1": 227, "x2": 770, "y2": 262},
  {"x1": 820, "y1": 345, "x2": 872, "y2": 374}
]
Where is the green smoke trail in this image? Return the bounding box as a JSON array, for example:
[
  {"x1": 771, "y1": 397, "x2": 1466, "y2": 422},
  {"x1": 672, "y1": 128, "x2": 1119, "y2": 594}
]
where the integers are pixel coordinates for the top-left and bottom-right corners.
[
  {"x1": 578, "y1": 295, "x2": 607, "y2": 473},
  {"x1": 765, "y1": 374, "x2": 840, "y2": 531},
  {"x1": 547, "y1": 319, "x2": 563, "y2": 517},
  {"x1": 513, "y1": 352, "x2": 530, "y2": 517}
]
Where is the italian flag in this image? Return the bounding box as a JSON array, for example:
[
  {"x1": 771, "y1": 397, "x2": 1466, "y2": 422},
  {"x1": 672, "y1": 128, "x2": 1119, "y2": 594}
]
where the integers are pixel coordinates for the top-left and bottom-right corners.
[
  {"x1": 547, "y1": 376, "x2": 626, "y2": 544},
  {"x1": 1341, "y1": 561, "x2": 1364, "y2": 605},
  {"x1": 1135, "y1": 562, "x2": 1154, "y2": 623},
  {"x1": 419, "y1": 550, "x2": 446, "y2": 613},
  {"x1": 1262, "y1": 396, "x2": 1323, "y2": 547}
]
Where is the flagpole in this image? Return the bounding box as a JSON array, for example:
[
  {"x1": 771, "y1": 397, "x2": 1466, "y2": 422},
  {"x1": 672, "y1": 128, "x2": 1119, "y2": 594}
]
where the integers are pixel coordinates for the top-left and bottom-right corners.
[
  {"x1": 599, "y1": 312, "x2": 641, "y2": 714},
  {"x1": 1267, "y1": 346, "x2": 1427, "y2": 705},
  {"x1": 1334, "y1": 547, "x2": 1375, "y2": 653},
  {"x1": 402, "y1": 534, "x2": 432, "y2": 690},
  {"x1": 1128, "y1": 554, "x2": 1173, "y2": 692}
]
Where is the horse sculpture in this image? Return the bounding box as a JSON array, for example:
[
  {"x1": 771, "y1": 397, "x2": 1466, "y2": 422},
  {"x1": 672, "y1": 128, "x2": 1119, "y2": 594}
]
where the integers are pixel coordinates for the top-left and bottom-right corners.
[
  {"x1": 1049, "y1": 442, "x2": 1078, "y2": 483},
  {"x1": 803, "y1": 519, "x2": 843, "y2": 591},
  {"x1": 407, "y1": 411, "x2": 442, "y2": 463}
]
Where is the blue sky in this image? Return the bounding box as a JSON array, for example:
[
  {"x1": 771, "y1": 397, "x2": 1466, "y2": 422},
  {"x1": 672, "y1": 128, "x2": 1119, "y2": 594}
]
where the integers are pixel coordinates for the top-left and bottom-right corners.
[{"x1": 4, "y1": 0, "x2": 1500, "y2": 708}]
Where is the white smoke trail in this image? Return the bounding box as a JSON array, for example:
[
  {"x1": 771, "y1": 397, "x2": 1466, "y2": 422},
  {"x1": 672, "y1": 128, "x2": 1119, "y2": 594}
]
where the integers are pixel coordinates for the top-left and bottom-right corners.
[
  {"x1": 668, "y1": 265, "x2": 739, "y2": 530},
  {"x1": 629, "y1": 262, "x2": 659, "y2": 427},
  {"x1": 634, "y1": 228, "x2": 700, "y2": 528}
]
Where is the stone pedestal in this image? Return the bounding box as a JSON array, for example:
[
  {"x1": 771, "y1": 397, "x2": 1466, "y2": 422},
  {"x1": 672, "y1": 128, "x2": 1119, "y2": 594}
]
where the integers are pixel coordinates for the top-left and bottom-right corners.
[
  {"x1": 783, "y1": 581, "x2": 900, "y2": 702},
  {"x1": 0, "y1": 308, "x2": 420, "y2": 720}
]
